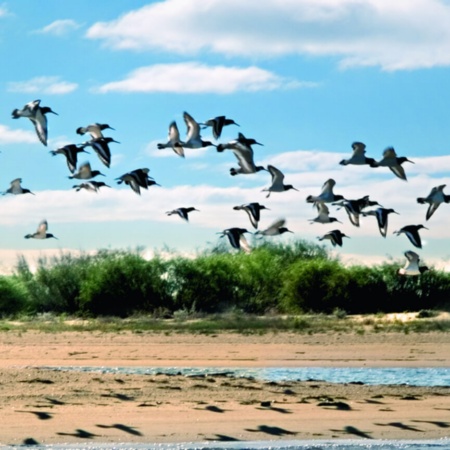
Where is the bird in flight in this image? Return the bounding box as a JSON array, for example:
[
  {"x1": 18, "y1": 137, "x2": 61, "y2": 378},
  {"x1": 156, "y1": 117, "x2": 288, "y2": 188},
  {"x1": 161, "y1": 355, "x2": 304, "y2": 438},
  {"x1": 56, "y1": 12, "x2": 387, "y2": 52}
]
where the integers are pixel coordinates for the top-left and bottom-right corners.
[
  {"x1": 25, "y1": 219, "x2": 57, "y2": 240},
  {"x1": 12, "y1": 99, "x2": 58, "y2": 146}
]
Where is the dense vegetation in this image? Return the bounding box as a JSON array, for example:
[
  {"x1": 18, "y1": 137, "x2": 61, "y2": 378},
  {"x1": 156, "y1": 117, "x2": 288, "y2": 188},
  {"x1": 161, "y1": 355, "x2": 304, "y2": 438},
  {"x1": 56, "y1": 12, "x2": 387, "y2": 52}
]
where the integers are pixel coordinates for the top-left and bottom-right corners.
[{"x1": 1, "y1": 239, "x2": 449, "y2": 320}]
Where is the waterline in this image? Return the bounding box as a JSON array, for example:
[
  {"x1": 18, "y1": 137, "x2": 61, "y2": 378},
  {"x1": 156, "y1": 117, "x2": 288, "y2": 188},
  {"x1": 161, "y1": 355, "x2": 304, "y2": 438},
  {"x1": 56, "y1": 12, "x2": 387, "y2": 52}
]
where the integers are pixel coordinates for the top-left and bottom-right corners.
[{"x1": 37, "y1": 366, "x2": 450, "y2": 386}]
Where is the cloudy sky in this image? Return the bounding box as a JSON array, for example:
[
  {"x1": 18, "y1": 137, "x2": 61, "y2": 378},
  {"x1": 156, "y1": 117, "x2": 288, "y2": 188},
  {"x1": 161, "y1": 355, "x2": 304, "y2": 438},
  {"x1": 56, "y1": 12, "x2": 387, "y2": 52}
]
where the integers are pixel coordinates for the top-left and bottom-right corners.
[{"x1": 1, "y1": 0, "x2": 450, "y2": 273}]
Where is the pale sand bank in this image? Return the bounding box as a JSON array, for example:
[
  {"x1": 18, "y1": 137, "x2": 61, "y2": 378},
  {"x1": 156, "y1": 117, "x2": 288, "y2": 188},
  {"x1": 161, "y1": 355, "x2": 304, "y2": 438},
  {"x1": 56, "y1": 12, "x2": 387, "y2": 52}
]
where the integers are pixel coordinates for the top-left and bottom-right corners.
[{"x1": 0, "y1": 331, "x2": 449, "y2": 445}]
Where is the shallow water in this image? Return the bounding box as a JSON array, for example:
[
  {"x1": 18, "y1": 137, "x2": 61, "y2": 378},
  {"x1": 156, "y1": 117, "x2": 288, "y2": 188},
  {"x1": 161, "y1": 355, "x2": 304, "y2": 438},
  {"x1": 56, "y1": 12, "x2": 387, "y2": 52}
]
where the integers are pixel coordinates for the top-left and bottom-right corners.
[
  {"x1": 38, "y1": 366, "x2": 450, "y2": 387},
  {"x1": 5, "y1": 438, "x2": 450, "y2": 449}
]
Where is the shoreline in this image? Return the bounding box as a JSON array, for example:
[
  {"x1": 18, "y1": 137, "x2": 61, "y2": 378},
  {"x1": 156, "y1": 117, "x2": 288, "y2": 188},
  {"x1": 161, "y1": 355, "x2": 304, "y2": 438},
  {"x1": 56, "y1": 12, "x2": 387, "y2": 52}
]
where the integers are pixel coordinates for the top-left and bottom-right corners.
[{"x1": 0, "y1": 331, "x2": 449, "y2": 445}]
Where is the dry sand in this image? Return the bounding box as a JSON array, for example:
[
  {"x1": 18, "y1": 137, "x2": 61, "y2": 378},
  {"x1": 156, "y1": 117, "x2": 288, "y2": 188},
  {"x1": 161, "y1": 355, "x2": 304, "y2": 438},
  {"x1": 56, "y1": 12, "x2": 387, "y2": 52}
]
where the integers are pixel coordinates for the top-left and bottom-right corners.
[{"x1": 0, "y1": 330, "x2": 449, "y2": 446}]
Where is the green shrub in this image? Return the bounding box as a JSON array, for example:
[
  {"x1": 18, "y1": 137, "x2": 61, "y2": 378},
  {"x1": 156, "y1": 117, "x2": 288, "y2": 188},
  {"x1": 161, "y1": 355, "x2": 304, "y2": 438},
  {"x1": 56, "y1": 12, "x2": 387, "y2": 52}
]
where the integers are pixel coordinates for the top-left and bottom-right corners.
[
  {"x1": 78, "y1": 251, "x2": 170, "y2": 316},
  {"x1": 166, "y1": 253, "x2": 244, "y2": 313},
  {"x1": 280, "y1": 259, "x2": 351, "y2": 313},
  {"x1": 0, "y1": 275, "x2": 29, "y2": 316}
]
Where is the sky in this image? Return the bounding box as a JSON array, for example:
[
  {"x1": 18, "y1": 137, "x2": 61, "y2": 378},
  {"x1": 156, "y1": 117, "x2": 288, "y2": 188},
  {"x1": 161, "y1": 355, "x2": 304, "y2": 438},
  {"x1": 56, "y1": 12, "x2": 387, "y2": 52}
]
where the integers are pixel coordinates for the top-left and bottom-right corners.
[{"x1": 1, "y1": 0, "x2": 450, "y2": 273}]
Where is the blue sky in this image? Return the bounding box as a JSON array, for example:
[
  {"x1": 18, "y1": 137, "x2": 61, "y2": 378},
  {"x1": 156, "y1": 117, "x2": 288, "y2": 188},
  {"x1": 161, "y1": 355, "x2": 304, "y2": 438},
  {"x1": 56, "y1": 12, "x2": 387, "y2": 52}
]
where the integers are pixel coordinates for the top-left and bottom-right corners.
[{"x1": 1, "y1": 0, "x2": 450, "y2": 273}]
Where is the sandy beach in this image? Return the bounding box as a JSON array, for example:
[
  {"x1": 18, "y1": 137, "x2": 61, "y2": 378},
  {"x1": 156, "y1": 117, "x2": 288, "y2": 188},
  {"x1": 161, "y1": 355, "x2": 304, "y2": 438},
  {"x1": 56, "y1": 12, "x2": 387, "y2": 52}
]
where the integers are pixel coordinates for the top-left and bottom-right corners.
[{"x1": 0, "y1": 330, "x2": 449, "y2": 446}]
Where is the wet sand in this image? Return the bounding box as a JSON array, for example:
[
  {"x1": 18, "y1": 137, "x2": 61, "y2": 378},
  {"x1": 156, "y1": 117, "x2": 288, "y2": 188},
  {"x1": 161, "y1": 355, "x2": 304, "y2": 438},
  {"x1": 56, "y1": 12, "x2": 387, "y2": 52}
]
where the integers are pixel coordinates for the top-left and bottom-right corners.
[{"x1": 0, "y1": 331, "x2": 449, "y2": 445}]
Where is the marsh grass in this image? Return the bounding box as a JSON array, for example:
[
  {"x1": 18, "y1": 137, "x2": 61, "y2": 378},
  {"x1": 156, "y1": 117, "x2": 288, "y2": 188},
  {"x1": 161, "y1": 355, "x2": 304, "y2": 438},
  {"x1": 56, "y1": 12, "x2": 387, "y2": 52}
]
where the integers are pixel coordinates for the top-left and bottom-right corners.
[{"x1": 1, "y1": 311, "x2": 449, "y2": 335}]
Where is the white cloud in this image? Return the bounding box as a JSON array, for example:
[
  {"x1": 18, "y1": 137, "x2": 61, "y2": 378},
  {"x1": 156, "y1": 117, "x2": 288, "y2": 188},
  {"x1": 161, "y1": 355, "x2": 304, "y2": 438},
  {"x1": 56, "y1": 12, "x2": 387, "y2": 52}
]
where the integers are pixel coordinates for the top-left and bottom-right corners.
[
  {"x1": 8, "y1": 76, "x2": 78, "y2": 95},
  {"x1": 0, "y1": 124, "x2": 38, "y2": 145},
  {"x1": 94, "y1": 62, "x2": 304, "y2": 94},
  {"x1": 36, "y1": 19, "x2": 81, "y2": 36},
  {"x1": 86, "y1": 0, "x2": 450, "y2": 71}
]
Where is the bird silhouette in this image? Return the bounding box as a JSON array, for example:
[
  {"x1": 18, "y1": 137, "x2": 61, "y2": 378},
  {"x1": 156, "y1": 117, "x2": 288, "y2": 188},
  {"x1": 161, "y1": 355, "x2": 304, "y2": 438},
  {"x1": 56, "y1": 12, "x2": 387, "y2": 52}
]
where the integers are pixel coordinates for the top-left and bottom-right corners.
[
  {"x1": 306, "y1": 179, "x2": 344, "y2": 204},
  {"x1": 200, "y1": 115, "x2": 240, "y2": 139},
  {"x1": 76, "y1": 123, "x2": 114, "y2": 139},
  {"x1": 309, "y1": 201, "x2": 341, "y2": 224},
  {"x1": 218, "y1": 227, "x2": 251, "y2": 252},
  {"x1": 12, "y1": 99, "x2": 57, "y2": 146},
  {"x1": 68, "y1": 161, "x2": 105, "y2": 180},
  {"x1": 339, "y1": 141, "x2": 377, "y2": 167},
  {"x1": 333, "y1": 196, "x2": 382, "y2": 227},
  {"x1": 417, "y1": 184, "x2": 450, "y2": 220},
  {"x1": 50, "y1": 144, "x2": 89, "y2": 173},
  {"x1": 255, "y1": 218, "x2": 293, "y2": 236},
  {"x1": 2, "y1": 178, "x2": 34, "y2": 195},
  {"x1": 166, "y1": 207, "x2": 199, "y2": 221},
  {"x1": 157, "y1": 121, "x2": 185, "y2": 157},
  {"x1": 72, "y1": 181, "x2": 110, "y2": 193},
  {"x1": 393, "y1": 224, "x2": 428, "y2": 249},
  {"x1": 262, "y1": 165, "x2": 298, "y2": 198},
  {"x1": 233, "y1": 202, "x2": 269, "y2": 229},
  {"x1": 375, "y1": 147, "x2": 414, "y2": 181},
  {"x1": 25, "y1": 219, "x2": 57, "y2": 240},
  {"x1": 362, "y1": 207, "x2": 399, "y2": 237},
  {"x1": 398, "y1": 251, "x2": 429, "y2": 276},
  {"x1": 317, "y1": 229, "x2": 349, "y2": 247}
]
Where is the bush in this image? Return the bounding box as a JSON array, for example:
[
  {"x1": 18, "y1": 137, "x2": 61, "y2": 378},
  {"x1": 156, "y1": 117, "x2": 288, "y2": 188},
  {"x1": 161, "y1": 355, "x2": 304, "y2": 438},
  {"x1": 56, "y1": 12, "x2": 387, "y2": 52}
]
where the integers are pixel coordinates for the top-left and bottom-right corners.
[
  {"x1": 78, "y1": 251, "x2": 170, "y2": 316},
  {"x1": 166, "y1": 253, "x2": 242, "y2": 313},
  {"x1": 280, "y1": 259, "x2": 351, "y2": 313},
  {"x1": 0, "y1": 275, "x2": 28, "y2": 316}
]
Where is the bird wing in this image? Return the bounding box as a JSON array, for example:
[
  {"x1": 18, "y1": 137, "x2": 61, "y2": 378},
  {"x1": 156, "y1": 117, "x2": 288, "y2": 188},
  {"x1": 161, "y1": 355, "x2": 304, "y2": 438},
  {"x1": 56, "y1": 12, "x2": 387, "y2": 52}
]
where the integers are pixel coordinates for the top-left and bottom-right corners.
[
  {"x1": 211, "y1": 116, "x2": 225, "y2": 140},
  {"x1": 77, "y1": 162, "x2": 92, "y2": 178},
  {"x1": 183, "y1": 111, "x2": 200, "y2": 140},
  {"x1": 267, "y1": 165, "x2": 285, "y2": 188},
  {"x1": 89, "y1": 139, "x2": 111, "y2": 168},
  {"x1": 383, "y1": 147, "x2": 397, "y2": 159},
  {"x1": 389, "y1": 165, "x2": 407, "y2": 181},
  {"x1": 262, "y1": 218, "x2": 286, "y2": 236},
  {"x1": 352, "y1": 142, "x2": 366, "y2": 155},
  {"x1": 168, "y1": 121, "x2": 181, "y2": 142},
  {"x1": 37, "y1": 219, "x2": 48, "y2": 235},
  {"x1": 30, "y1": 109, "x2": 48, "y2": 146},
  {"x1": 232, "y1": 144, "x2": 256, "y2": 173}
]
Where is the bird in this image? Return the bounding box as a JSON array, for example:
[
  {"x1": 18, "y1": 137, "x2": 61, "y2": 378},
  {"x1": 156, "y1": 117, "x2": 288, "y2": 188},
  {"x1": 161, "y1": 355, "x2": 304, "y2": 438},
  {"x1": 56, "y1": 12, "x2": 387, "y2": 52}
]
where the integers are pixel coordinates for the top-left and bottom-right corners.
[
  {"x1": 262, "y1": 165, "x2": 298, "y2": 198},
  {"x1": 339, "y1": 142, "x2": 377, "y2": 167},
  {"x1": 218, "y1": 227, "x2": 251, "y2": 252},
  {"x1": 362, "y1": 207, "x2": 399, "y2": 237},
  {"x1": 2, "y1": 178, "x2": 34, "y2": 195},
  {"x1": 166, "y1": 207, "x2": 199, "y2": 222},
  {"x1": 157, "y1": 121, "x2": 185, "y2": 158},
  {"x1": 375, "y1": 147, "x2": 414, "y2": 181},
  {"x1": 200, "y1": 115, "x2": 240, "y2": 140},
  {"x1": 306, "y1": 179, "x2": 345, "y2": 204},
  {"x1": 333, "y1": 196, "x2": 382, "y2": 227},
  {"x1": 68, "y1": 161, "x2": 105, "y2": 180},
  {"x1": 11, "y1": 99, "x2": 58, "y2": 146},
  {"x1": 217, "y1": 133, "x2": 263, "y2": 152},
  {"x1": 255, "y1": 218, "x2": 293, "y2": 236},
  {"x1": 233, "y1": 202, "x2": 269, "y2": 229},
  {"x1": 217, "y1": 138, "x2": 266, "y2": 176},
  {"x1": 49, "y1": 144, "x2": 89, "y2": 173},
  {"x1": 393, "y1": 224, "x2": 428, "y2": 249},
  {"x1": 234, "y1": 132, "x2": 263, "y2": 148},
  {"x1": 80, "y1": 137, "x2": 119, "y2": 168},
  {"x1": 76, "y1": 123, "x2": 114, "y2": 139},
  {"x1": 417, "y1": 184, "x2": 450, "y2": 221},
  {"x1": 308, "y1": 201, "x2": 341, "y2": 224},
  {"x1": 72, "y1": 181, "x2": 110, "y2": 193},
  {"x1": 317, "y1": 229, "x2": 349, "y2": 247},
  {"x1": 24, "y1": 219, "x2": 57, "y2": 240},
  {"x1": 398, "y1": 251, "x2": 429, "y2": 276},
  {"x1": 116, "y1": 168, "x2": 159, "y2": 195},
  {"x1": 183, "y1": 111, "x2": 215, "y2": 149}
]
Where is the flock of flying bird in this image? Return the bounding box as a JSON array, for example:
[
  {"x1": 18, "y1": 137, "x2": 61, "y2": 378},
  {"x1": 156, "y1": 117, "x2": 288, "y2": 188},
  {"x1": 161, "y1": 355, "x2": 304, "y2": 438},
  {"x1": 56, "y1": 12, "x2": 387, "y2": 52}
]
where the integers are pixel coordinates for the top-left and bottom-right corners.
[{"x1": 7, "y1": 99, "x2": 448, "y2": 276}]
